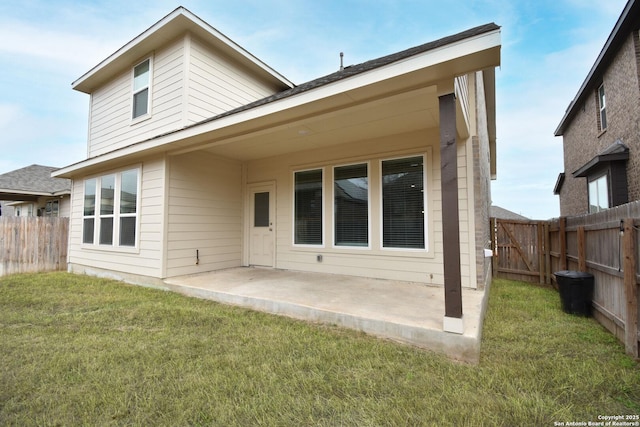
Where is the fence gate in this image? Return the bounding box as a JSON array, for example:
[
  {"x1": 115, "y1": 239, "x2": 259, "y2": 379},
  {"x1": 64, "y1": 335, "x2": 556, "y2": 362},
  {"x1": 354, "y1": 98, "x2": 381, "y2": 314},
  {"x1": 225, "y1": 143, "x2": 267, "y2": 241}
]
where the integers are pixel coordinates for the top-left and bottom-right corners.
[{"x1": 491, "y1": 218, "x2": 548, "y2": 284}]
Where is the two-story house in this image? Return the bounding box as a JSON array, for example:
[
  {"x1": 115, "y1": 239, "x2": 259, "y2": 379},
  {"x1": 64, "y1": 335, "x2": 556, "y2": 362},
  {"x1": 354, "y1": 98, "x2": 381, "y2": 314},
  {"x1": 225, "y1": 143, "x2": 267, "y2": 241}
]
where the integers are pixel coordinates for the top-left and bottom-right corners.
[
  {"x1": 554, "y1": 0, "x2": 640, "y2": 216},
  {"x1": 53, "y1": 7, "x2": 501, "y2": 334}
]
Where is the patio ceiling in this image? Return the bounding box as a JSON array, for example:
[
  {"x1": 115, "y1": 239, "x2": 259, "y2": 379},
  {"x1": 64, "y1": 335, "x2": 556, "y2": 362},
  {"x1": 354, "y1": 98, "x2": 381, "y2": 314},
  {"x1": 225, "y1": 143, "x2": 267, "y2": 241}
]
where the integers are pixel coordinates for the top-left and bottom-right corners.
[{"x1": 196, "y1": 84, "x2": 440, "y2": 161}]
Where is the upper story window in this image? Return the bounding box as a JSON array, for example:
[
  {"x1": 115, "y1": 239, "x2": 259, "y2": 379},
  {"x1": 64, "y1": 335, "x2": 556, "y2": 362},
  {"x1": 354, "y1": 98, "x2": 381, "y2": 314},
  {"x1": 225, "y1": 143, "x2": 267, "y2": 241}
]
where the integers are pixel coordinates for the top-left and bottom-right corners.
[
  {"x1": 132, "y1": 58, "x2": 151, "y2": 119},
  {"x1": 597, "y1": 83, "x2": 607, "y2": 131}
]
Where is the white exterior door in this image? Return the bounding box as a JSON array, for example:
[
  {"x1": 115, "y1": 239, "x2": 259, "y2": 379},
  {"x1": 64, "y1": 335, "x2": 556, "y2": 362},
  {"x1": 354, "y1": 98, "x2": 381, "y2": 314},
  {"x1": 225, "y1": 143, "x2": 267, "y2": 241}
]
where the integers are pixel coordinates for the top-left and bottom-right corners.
[{"x1": 249, "y1": 183, "x2": 275, "y2": 267}]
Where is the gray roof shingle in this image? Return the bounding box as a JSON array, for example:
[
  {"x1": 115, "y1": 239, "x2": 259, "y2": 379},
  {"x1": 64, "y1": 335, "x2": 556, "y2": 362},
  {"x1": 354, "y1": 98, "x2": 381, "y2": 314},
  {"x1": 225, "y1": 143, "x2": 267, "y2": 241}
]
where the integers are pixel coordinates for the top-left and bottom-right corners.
[{"x1": 0, "y1": 164, "x2": 71, "y2": 194}]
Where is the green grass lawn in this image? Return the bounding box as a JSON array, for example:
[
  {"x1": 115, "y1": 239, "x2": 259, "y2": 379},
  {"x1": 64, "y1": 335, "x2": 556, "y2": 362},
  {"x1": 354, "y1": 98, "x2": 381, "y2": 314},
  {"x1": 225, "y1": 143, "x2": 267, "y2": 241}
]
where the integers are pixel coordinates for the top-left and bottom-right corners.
[{"x1": 1, "y1": 273, "x2": 638, "y2": 426}]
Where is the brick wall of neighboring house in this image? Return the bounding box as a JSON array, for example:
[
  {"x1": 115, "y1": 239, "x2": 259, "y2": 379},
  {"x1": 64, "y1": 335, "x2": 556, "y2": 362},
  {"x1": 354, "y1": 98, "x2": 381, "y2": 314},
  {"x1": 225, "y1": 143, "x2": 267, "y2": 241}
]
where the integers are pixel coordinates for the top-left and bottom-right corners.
[{"x1": 559, "y1": 31, "x2": 640, "y2": 216}]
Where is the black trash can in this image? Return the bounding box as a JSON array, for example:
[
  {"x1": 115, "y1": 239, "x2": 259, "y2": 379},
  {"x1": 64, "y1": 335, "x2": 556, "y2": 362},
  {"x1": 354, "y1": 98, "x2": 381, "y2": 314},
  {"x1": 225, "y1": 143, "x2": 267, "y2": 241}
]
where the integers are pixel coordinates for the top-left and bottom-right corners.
[{"x1": 554, "y1": 270, "x2": 594, "y2": 316}]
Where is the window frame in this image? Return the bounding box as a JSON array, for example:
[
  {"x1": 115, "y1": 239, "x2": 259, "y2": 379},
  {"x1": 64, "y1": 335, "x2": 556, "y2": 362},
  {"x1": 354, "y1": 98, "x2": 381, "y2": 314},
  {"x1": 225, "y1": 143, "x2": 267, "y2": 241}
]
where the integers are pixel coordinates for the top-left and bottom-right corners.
[
  {"x1": 131, "y1": 57, "x2": 153, "y2": 122},
  {"x1": 292, "y1": 168, "x2": 325, "y2": 247},
  {"x1": 597, "y1": 83, "x2": 607, "y2": 132},
  {"x1": 44, "y1": 200, "x2": 59, "y2": 217},
  {"x1": 380, "y1": 154, "x2": 428, "y2": 252},
  {"x1": 82, "y1": 167, "x2": 141, "y2": 250},
  {"x1": 588, "y1": 172, "x2": 609, "y2": 213},
  {"x1": 332, "y1": 162, "x2": 370, "y2": 249}
]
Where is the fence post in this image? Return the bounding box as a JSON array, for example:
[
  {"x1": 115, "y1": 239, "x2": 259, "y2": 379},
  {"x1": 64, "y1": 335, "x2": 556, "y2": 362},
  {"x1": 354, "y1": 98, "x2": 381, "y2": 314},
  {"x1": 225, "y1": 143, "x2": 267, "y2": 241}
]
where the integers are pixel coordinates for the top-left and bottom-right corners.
[
  {"x1": 559, "y1": 217, "x2": 567, "y2": 271},
  {"x1": 577, "y1": 225, "x2": 586, "y2": 272},
  {"x1": 537, "y1": 223, "x2": 544, "y2": 284},
  {"x1": 623, "y1": 218, "x2": 638, "y2": 358},
  {"x1": 544, "y1": 222, "x2": 551, "y2": 284}
]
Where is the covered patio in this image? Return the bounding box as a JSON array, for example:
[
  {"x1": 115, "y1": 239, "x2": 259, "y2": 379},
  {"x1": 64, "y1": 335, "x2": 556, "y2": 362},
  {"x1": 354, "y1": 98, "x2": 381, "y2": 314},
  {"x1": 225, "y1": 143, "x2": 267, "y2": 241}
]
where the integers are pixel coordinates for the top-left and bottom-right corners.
[{"x1": 164, "y1": 267, "x2": 491, "y2": 363}]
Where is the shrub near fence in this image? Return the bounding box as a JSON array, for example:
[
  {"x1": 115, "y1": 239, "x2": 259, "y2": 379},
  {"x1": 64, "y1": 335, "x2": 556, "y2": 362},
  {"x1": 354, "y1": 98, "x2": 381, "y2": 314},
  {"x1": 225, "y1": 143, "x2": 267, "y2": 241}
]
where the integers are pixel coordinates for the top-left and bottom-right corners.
[{"x1": 0, "y1": 217, "x2": 69, "y2": 276}]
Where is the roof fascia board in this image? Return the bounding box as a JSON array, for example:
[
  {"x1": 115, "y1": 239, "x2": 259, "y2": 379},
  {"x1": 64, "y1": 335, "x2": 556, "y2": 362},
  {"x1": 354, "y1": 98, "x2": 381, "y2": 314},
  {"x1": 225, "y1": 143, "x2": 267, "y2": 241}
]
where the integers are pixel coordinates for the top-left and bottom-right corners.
[
  {"x1": 55, "y1": 28, "x2": 500, "y2": 178},
  {"x1": 0, "y1": 189, "x2": 52, "y2": 197},
  {"x1": 72, "y1": 7, "x2": 294, "y2": 93},
  {"x1": 555, "y1": 0, "x2": 637, "y2": 135}
]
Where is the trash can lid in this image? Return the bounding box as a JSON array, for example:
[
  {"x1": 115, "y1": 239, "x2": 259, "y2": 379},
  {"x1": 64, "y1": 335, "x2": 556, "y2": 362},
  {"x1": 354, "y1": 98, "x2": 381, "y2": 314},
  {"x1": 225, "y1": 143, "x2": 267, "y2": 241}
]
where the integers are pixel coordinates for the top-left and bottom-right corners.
[{"x1": 554, "y1": 270, "x2": 593, "y2": 279}]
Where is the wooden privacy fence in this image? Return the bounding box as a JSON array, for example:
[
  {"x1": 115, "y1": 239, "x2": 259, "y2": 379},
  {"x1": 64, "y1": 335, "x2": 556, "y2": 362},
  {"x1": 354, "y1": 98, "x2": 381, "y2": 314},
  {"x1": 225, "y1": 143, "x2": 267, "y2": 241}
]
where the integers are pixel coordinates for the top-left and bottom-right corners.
[
  {"x1": 0, "y1": 217, "x2": 69, "y2": 277},
  {"x1": 491, "y1": 200, "x2": 640, "y2": 359}
]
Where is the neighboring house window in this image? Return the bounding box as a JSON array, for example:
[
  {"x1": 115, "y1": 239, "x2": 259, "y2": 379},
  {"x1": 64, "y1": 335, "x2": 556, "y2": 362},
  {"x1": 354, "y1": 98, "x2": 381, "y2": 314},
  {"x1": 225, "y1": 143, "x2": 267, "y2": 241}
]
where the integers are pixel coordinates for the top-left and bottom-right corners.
[
  {"x1": 44, "y1": 200, "x2": 59, "y2": 217},
  {"x1": 294, "y1": 169, "x2": 323, "y2": 245},
  {"x1": 334, "y1": 163, "x2": 369, "y2": 247},
  {"x1": 597, "y1": 83, "x2": 607, "y2": 131},
  {"x1": 132, "y1": 58, "x2": 151, "y2": 119},
  {"x1": 382, "y1": 156, "x2": 425, "y2": 249},
  {"x1": 18, "y1": 204, "x2": 34, "y2": 217},
  {"x1": 588, "y1": 173, "x2": 609, "y2": 213},
  {"x1": 83, "y1": 168, "x2": 140, "y2": 247}
]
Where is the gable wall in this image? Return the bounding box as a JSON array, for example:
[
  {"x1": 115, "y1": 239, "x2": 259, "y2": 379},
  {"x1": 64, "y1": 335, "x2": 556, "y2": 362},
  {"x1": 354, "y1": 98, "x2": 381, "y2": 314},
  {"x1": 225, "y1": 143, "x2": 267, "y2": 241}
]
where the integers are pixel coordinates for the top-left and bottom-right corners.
[
  {"x1": 86, "y1": 34, "x2": 285, "y2": 159},
  {"x1": 186, "y1": 35, "x2": 283, "y2": 125},
  {"x1": 87, "y1": 38, "x2": 186, "y2": 158}
]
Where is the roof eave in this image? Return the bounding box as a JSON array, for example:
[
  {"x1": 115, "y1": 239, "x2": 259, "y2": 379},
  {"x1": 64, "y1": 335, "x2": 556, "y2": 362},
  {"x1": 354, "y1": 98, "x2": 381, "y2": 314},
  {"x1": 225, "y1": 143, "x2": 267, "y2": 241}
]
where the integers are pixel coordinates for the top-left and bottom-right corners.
[
  {"x1": 55, "y1": 25, "x2": 501, "y2": 179},
  {"x1": 555, "y1": 0, "x2": 639, "y2": 136}
]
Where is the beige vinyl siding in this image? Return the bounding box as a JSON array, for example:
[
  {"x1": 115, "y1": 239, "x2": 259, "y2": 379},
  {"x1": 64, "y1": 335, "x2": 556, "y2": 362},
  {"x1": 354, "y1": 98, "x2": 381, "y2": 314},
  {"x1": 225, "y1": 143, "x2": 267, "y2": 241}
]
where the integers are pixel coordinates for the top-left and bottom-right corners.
[
  {"x1": 165, "y1": 151, "x2": 242, "y2": 277},
  {"x1": 87, "y1": 35, "x2": 283, "y2": 158},
  {"x1": 87, "y1": 39, "x2": 186, "y2": 157},
  {"x1": 186, "y1": 36, "x2": 281, "y2": 124},
  {"x1": 245, "y1": 128, "x2": 476, "y2": 287},
  {"x1": 67, "y1": 157, "x2": 165, "y2": 279}
]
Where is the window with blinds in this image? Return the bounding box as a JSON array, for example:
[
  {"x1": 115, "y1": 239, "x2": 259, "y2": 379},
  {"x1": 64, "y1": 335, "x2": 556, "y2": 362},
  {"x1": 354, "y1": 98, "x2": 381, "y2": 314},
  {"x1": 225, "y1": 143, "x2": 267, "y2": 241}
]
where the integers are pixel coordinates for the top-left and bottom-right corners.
[
  {"x1": 381, "y1": 156, "x2": 425, "y2": 249},
  {"x1": 334, "y1": 163, "x2": 368, "y2": 247},
  {"x1": 294, "y1": 169, "x2": 323, "y2": 245}
]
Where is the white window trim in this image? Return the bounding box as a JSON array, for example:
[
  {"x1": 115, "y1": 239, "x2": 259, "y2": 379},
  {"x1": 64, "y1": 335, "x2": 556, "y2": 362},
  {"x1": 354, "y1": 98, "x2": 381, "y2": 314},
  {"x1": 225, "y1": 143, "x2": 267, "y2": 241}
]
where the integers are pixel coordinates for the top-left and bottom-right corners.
[
  {"x1": 588, "y1": 172, "x2": 609, "y2": 213},
  {"x1": 292, "y1": 167, "x2": 325, "y2": 248},
  {"x1": 379, "y1": 153, "x2": 429, "y2": 252},
  {"x1": 82, "y1": 166, "x2": 141, "y2": 251},
  {"x1": 332, "y1": 161, "x2": 371, "y2": 250},
  {"x1": 131, "y1": 56, "x2": 153, "y2": 124},
  {"x1": 598, "y1": 83, "x2": 607, "y2": 132}
]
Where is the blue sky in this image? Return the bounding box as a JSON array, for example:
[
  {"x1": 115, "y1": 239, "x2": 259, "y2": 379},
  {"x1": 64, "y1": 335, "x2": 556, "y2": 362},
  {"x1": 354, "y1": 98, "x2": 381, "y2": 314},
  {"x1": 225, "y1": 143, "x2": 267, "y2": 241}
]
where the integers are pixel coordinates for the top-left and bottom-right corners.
[{"x1": 0, "y1": 0, "x2": 628, "y2": 219}]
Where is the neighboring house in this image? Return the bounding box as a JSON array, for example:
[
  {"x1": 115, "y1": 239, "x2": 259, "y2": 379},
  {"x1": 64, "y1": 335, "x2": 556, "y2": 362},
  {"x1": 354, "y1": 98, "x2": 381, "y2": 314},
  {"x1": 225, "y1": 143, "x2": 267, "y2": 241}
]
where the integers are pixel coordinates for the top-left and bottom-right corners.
[
  {"x1": 554, "y1": 0, "x2": 640, "y2": 216},
  {"x1": 0, "y1": 164, "x2": 71, "y2": 217},
  {"x1": 490, "y1": 205, "x2": 528, "y2": 221},
  {"x1": 53, "y1": 7, "x2": 501, "y2": 331}
]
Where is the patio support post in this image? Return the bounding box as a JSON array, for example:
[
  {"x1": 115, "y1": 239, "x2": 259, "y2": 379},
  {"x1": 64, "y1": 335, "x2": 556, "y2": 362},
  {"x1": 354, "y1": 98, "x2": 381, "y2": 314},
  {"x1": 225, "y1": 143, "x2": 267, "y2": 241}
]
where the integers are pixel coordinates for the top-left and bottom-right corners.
[{"x1": 439, "y1": 90, "x2": 464, "y2": 334}]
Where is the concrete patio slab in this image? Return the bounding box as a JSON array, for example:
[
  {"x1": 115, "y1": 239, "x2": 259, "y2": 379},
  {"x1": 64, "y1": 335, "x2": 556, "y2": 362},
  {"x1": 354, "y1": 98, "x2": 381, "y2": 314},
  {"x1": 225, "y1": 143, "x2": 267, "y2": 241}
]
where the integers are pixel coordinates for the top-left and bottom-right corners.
[{"x1": 163, "y1": 267, "x2": 490, "y2": 363}]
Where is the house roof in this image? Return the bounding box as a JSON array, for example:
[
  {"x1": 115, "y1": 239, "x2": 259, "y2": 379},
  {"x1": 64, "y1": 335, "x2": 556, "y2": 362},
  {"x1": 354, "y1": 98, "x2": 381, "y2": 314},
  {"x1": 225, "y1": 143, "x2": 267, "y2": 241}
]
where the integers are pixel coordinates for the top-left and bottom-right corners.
[
  {"x1": 490, "y1": 205, "x2": 528, "y2": 220},
  {"x1": 573, "y1": 139, "x2": 629, "y2": 177},
  {"x1": 72, "y1": 6, "x2": 294, "y2": 94},
  {"x1": 54, "y1": 20, "x2": 501, "y2": 178},
  {"x1": 0, "y1": 165, "x2": 71, "y2": 201},
  {"x1": 554, "y1": 0, "x2": 640, "y2": 136},
  {"x1": 197, "y1": 23, "x2": 500, "y2": 126}
]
